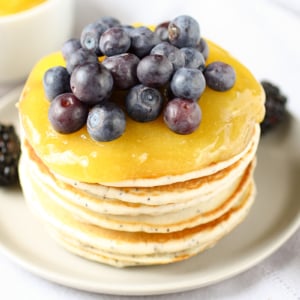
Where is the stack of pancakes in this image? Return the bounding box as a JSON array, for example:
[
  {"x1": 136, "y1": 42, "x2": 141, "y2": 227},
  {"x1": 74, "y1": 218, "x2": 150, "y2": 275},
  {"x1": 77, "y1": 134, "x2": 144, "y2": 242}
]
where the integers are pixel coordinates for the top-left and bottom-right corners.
[
  {"x1": 19, "y1": 125, "x2": 259, "y2": 267},
  {"x1": 18, "y1": 41, "x2": 265, "y2": 267}
]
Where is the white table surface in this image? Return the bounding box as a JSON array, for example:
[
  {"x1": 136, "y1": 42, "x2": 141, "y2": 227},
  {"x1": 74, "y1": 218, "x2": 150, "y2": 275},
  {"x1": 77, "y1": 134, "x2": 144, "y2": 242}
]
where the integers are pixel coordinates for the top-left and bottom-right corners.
[{"x1": 0, "y1": 0, "x2": 300, "y2": 299}]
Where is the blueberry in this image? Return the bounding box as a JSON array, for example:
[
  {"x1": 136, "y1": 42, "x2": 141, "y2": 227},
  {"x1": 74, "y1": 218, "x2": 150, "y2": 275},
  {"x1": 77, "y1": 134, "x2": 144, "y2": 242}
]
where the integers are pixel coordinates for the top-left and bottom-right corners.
[
  {"x1": 66, "y1": 48, "x2": 98, "y2": 74},
  {"x1": 80, "y1": 21, "x2": 109, "y2": 55},
  {"x1": 99, "y1": 27, "x2": 131, "y2": 56},
  {"x1": 170, "y1": 67, "x2": 206, "y2": 100},
  {"x1": 97, "y1": 16, "x2": 121, "y2": 28},
  {"x1": 180, "y1": 47, "x2": 205, "y2": 70},
  {"x1": 48, "y1": 93, "x2": 88, "y2": 134},
  {"x1": 155, "y1": 21, "x2": 170, "y2": 41},
  {"x1": 195, "y1": 38, "x2": 209, "y2": 60},
  {"x1": 70, "y1": 63, "x2": 113, "y2": 105},
  {"x1": 121, "y1": 25, "x2": 135, "y2": 35},
  {"x1": 137, "y1": 54, "x2": 173, "y2": 88},
  {"x1": 125, "y1": 84, "x2": 164, "y2": 122},
  {"x1": 150, "y1": 42, "x2": 185, "y2": 70},
  {"x1": 43, "y1": 66, "x2": 71, "y2": 101},
  {"x1": 163, "y1": 98, "x2": 202, "y2": 134},
  {"x1": 102, "y1": 53, "x2": 139, "y2": 89},
  {"x1": 61, "y1": 38, "x2": 81, "y2": 60},
  {"x1": 162, "y1": 84, "x2": 176, "y2": 102},
  {"x1": 203, "y1": 61, "x2": 236, "y2": 91},
  {"x1": 168, "y1": 15, "x2": 200, "y2": 48},
  {"x1": 87, "y1": 102, "x2": 126, "y2": 141},
  {"x1": 128, "y1": 26, "x2": 160, "y2": 58}
]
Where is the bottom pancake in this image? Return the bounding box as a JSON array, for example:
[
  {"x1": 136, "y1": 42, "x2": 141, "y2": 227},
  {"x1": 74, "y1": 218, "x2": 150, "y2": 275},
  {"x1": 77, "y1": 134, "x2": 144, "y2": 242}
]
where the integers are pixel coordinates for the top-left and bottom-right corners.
[{"x1": 49, "y1": 183, "x2": 254, "y2": 267}]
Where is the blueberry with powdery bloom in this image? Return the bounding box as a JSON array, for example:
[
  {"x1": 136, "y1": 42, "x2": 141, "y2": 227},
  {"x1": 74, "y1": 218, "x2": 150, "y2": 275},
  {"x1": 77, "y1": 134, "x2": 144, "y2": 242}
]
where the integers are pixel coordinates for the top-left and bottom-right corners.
[
  {"x1": 98, "y1": 16, "x2": 121, "y2": 28},
  {"x1": 180, "y1": 47, "x2": 205, "y2": 70},
  {"x1": 170, "y1": 67, "x2": 206, "y2": 100},
  {"x1": 43, "y1": 66, "x2": 71, "y2": 101},
  {"x1": 66, "y1": 48, "x2": 98, "y2": 74},
  {"x1": 137, "y1": 54, "x2": 173, "y2": 88},
  {"x1": 61, "y1": 38, "x2": 81, "y2": 60},
  {"x1": 128, "y1": 26, "x2": 160, "y2": 58},
  {"x1": 102, "y1": 53, "x2": 140, "y2": 90},
  {"x1": 80, "y1": 21, "x2": 109, "y2": 55},
  {"x1": 151, "y1": 42, "x2": 185, "y2": 70},
  {"x1": 195, "y1": 38, "x2": 209, "y2": 61},
  {"x1": 87, "y1": 102, "x2": 126, "y2": 142},
  {"x1": 99, "y1": 27, "x2": 131, "y2": 57},
  {"x1": 125, "y1": 84, "x2": 164, "y2": 122},
  {"x1": 168, "y1": 15, "x2": 200, "y2": 48},
  {"x1": 121, "y1": 25, "x2": 135, "y2": 35},
  {"x1": 203, "y1": 62, "x2": 236, "y2": 91},
  {"x1": 70, "y1": 63, "x2": 113, "y2": 105}
]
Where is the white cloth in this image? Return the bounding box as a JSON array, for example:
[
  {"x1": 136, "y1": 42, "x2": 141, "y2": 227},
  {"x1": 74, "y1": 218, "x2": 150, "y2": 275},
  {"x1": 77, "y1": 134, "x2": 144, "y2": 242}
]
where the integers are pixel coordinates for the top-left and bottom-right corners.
[{"x1": 0, "y1": 0, "x2": 300, "y2": 299}]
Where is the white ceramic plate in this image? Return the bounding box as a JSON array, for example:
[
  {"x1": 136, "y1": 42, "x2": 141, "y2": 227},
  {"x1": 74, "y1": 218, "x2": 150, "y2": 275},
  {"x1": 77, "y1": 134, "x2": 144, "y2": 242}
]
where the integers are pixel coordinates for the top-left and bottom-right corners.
[{"x1": 0, "y1": 87, "x2": 300, "y2": 296}]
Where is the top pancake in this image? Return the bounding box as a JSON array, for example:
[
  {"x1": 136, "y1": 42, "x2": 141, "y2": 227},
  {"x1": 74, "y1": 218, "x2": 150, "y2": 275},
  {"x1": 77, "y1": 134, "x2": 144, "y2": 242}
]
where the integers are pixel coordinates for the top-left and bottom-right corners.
[{"x1": 18, "y1": 40, "x2": 265, "y2": 184}]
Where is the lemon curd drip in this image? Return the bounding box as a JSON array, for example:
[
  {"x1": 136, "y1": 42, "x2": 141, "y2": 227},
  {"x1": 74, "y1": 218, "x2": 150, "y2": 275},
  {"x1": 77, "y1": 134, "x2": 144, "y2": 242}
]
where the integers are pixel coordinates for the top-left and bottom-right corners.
[
  {"x1": 18, "y1": 40, "x2": 265, "y2": 183},
  {"x1": 0, "y1": 0, "x2": 46, "y2": 16}
]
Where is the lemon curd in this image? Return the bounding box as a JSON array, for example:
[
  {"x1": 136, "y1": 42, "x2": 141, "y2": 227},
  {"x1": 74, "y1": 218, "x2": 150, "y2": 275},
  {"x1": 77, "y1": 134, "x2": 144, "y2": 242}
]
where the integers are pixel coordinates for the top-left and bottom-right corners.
[
  {"x1": 18, "y1": 41, "x2": 265, "y2": 183},
  {"x1": 0, "y1": 0, "x2": 46, "y2": 16}
]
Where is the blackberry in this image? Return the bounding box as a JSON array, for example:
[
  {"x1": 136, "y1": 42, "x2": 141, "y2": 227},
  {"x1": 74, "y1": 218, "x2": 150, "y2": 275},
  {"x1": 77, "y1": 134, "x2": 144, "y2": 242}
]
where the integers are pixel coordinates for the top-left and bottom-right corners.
[
  {"x1": 260, "y1": 81, "x2": 287, "y2": 134},
  {"x1": 0, "y1": 124, "x2": 21, "y2": 186}
]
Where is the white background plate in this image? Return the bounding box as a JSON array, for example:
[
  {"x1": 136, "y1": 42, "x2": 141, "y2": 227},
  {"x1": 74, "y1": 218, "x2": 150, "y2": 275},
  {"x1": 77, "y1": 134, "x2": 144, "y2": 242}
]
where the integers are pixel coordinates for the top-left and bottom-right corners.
[{"x1": 0, "y1": 87, "x2": 300, "y2": 296}]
